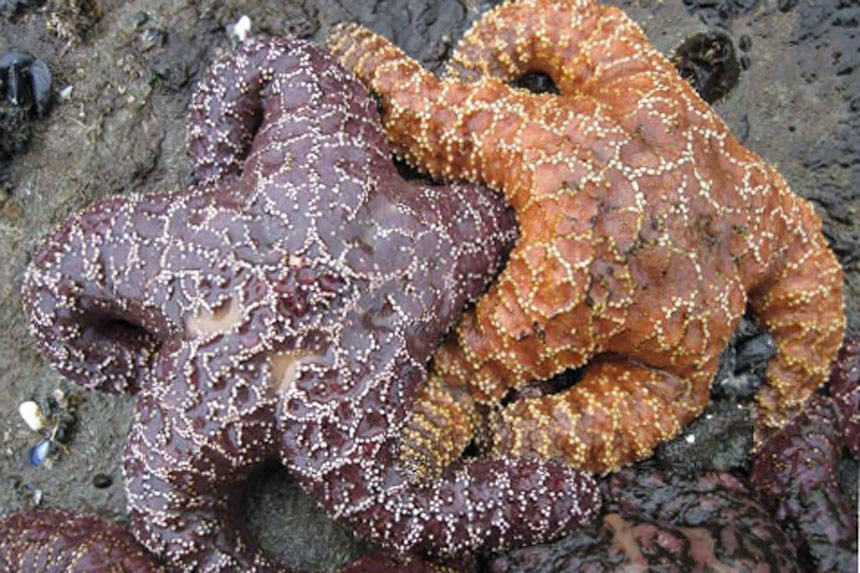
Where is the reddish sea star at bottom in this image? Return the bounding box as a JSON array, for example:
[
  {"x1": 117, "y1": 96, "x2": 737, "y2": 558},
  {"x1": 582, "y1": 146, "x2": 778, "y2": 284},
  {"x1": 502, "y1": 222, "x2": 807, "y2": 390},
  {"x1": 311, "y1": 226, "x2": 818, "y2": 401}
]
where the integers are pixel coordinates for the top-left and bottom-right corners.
[{"x1": 0, "y1": 510, "x2": 162, "y2": 571}]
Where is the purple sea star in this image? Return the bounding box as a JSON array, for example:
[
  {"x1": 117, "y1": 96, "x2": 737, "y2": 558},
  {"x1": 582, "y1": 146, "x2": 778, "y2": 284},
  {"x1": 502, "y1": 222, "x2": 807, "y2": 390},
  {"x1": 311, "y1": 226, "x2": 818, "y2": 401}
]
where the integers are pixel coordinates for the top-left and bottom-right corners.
[
  {"x1": 0, "y1": 510, "x2": 162, "y2": 572},
  {"x1": 491, "y1": 465, "x2": 801, "y2": 572},
  {"x1": 751, "y1": 338, "x2": 859, "y2": 572},
  {"x1": 14, "y1": 35, "x2": 599, "y2": 569}
]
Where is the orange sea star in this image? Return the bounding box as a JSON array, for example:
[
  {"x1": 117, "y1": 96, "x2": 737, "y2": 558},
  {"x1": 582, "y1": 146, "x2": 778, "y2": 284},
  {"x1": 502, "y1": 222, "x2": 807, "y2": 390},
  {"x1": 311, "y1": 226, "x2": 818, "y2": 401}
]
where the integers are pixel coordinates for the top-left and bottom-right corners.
[{"x1": 328, "y1": 0, "x2": 845, "y2": 476}]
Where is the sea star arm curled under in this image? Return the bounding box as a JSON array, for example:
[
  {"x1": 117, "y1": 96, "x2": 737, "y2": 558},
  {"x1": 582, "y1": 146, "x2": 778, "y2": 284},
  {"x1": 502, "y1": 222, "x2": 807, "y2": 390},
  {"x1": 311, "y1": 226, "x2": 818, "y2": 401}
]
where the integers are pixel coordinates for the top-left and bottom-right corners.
[{"x1": 22, "y1": 190, "x2": 180, "y2": 395}]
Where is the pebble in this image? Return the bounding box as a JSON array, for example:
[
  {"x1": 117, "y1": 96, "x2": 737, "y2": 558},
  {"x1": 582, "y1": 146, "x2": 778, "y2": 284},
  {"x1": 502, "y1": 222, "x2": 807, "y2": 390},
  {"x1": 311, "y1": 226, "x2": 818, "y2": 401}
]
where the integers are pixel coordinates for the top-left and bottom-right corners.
[
  {"x1": 18, "y1": 401, "x2": 47, "y2": 432},
  {"x1": 92, "y1": 474, "x2": 113, "y2": 489},
  {"x1": 229, "y1": 15, "x2": 252, "y2": 43}
]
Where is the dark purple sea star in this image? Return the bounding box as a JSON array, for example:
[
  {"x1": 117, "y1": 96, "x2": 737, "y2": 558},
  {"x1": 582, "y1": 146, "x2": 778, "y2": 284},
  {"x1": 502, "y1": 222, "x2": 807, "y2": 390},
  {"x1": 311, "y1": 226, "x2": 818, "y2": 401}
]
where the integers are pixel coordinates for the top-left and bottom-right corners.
[
  {"x1": 751, "y1": 338, "x2": 859, "y2": 572},
  {"x1": 11, "y1": 35, "x2": 599, "y2": 569},
  {"x1": 830, "y1": 337, "x2": 860, "y2": 456},
  {"x1": 490, "y1": 465, "x2": 801, "y2": 572},
  {"x1": 0, "y1": 510, "x2": 162, "y2": 571}
]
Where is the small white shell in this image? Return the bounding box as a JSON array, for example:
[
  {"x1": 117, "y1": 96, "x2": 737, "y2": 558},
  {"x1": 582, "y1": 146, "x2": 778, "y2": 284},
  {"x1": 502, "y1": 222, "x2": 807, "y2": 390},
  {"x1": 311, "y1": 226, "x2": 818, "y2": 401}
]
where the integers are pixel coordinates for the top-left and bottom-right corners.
[
  {"x1": 229, "y1": 15, "x2": 252, "y2": 43},
  {"x1": 51, "y1": 388, "x2": 66, "y2": 406},
  {"x1": 18, "y1": 401, "x2": 48, "y2": 432}
]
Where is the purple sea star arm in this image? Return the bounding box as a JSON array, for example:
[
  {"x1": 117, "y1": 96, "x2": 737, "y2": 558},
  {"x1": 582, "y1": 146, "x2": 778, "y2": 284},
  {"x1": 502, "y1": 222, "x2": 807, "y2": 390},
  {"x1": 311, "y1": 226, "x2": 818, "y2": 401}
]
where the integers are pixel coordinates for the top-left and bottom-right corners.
[
  {"x1": 21, "y1": 192, "x2": 180, "y2": 394},
  {"x1": 123, "y1": 341, "x2": 282, "y2": 571},
  {"x1": 189, "y1": 36, "x2": 395, "y2": 193},
  {"x1": 282, "y1": 364, "x2": 600, "y2": 557},
  {"x1": 751, "y1": 392, "x2": 858, "y2": 572},
  {"x1": 186, "y1": 37, "x2": 303, "y2": 186},
  {"x1": 0, "y1": 509, "x2": 164, "y2": 571},
  {"x1": 830, "y1": 338, "x2": 859, "y2": 455}
]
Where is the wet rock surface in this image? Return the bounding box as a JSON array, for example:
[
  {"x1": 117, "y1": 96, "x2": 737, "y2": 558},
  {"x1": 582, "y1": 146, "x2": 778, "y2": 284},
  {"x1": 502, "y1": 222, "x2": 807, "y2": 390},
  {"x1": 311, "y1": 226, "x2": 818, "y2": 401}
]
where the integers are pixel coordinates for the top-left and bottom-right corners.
[
  {"x1": 0, "y1": 0, "x2": 856, "y2": 570},
  {"x1": 710, "y1": 316, "x2": 774, "y2": 401},
  {"x1": 654, "y1": 400, "x2": 753, "y2": 474},
  {"x1": 245, "y1": 466, "x2": 368, "y2": 571}
]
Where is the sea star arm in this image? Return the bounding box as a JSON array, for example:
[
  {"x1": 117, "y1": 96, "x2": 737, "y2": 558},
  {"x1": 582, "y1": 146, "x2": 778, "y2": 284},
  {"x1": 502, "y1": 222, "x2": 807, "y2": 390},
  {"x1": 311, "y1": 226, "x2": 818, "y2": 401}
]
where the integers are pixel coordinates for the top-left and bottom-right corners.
[
  {"x1": 488, "y1": 356, "x2": 707, "y2": 474},
  {"x1": 444, "y1": 0, "x2": 693, "y2": 117},
  {"x1": 187, "y1": 36, "x2": 306, "y2": 187},
  {"x1": 404, "y1": 352, "x2": 711, "y2": 478},
  {"x1": 752, "y1": 392, "x2": 858, "y2": 571},
  {"x1": 21, "y1": 192, "x2": 179, "y2": 394},
  {"x1": 124, "y1": 345, "x2": 281, "y2": 570},
  {"x1": 830, "y1": 338, "x2": 860, "y2": 455},
  {"x1": 0, "y1": 510, "x2": 163, "y2": 571},
  {"x1": 191, "y1": 35, "x2": 396, "y2": 197},
  {"x1": 278, "y1": 350, "x2": 600, "y2": 557},
  {"x1": 398, "y1": 370, "x2": 482, "y2": 481},
  {"x1": 327, "y1": 23, "x2": 469, "y2": 183},
  {"x1": 445, "y1": 0, "x2": 605, "y2": 91},
  {"x1": 748, "y1": 193, "x2": 845, "y2": 439},
  {"x1": 345, "y1": 453, "x2": 600, "y2": 557}
]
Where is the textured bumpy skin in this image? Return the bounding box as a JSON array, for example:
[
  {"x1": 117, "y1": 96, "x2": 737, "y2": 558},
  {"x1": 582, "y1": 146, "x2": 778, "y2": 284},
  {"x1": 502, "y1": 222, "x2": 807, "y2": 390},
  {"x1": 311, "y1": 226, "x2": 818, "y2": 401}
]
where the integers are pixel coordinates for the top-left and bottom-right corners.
[
  {"x1": 829, "y1": 337, "x2": 860, "y2": 456},
  {"x1": 20, "y1": 36, "x2": 599, "y2": 569},
  {"x1": 327, "y1": 0, "x2": 845, "y2": 476},
  {"x1": 0, "y1": 510, "x2": 163, "y2": 572},
  {"x1": 342, "y1": 549, "x2": 468, "y2": 573},
  {"x1": 751, "y1": 338, "x2": 859, "y2": 573},
  {"x1": 491, "y1": 466, "x2": 801, "y2": 572}
]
